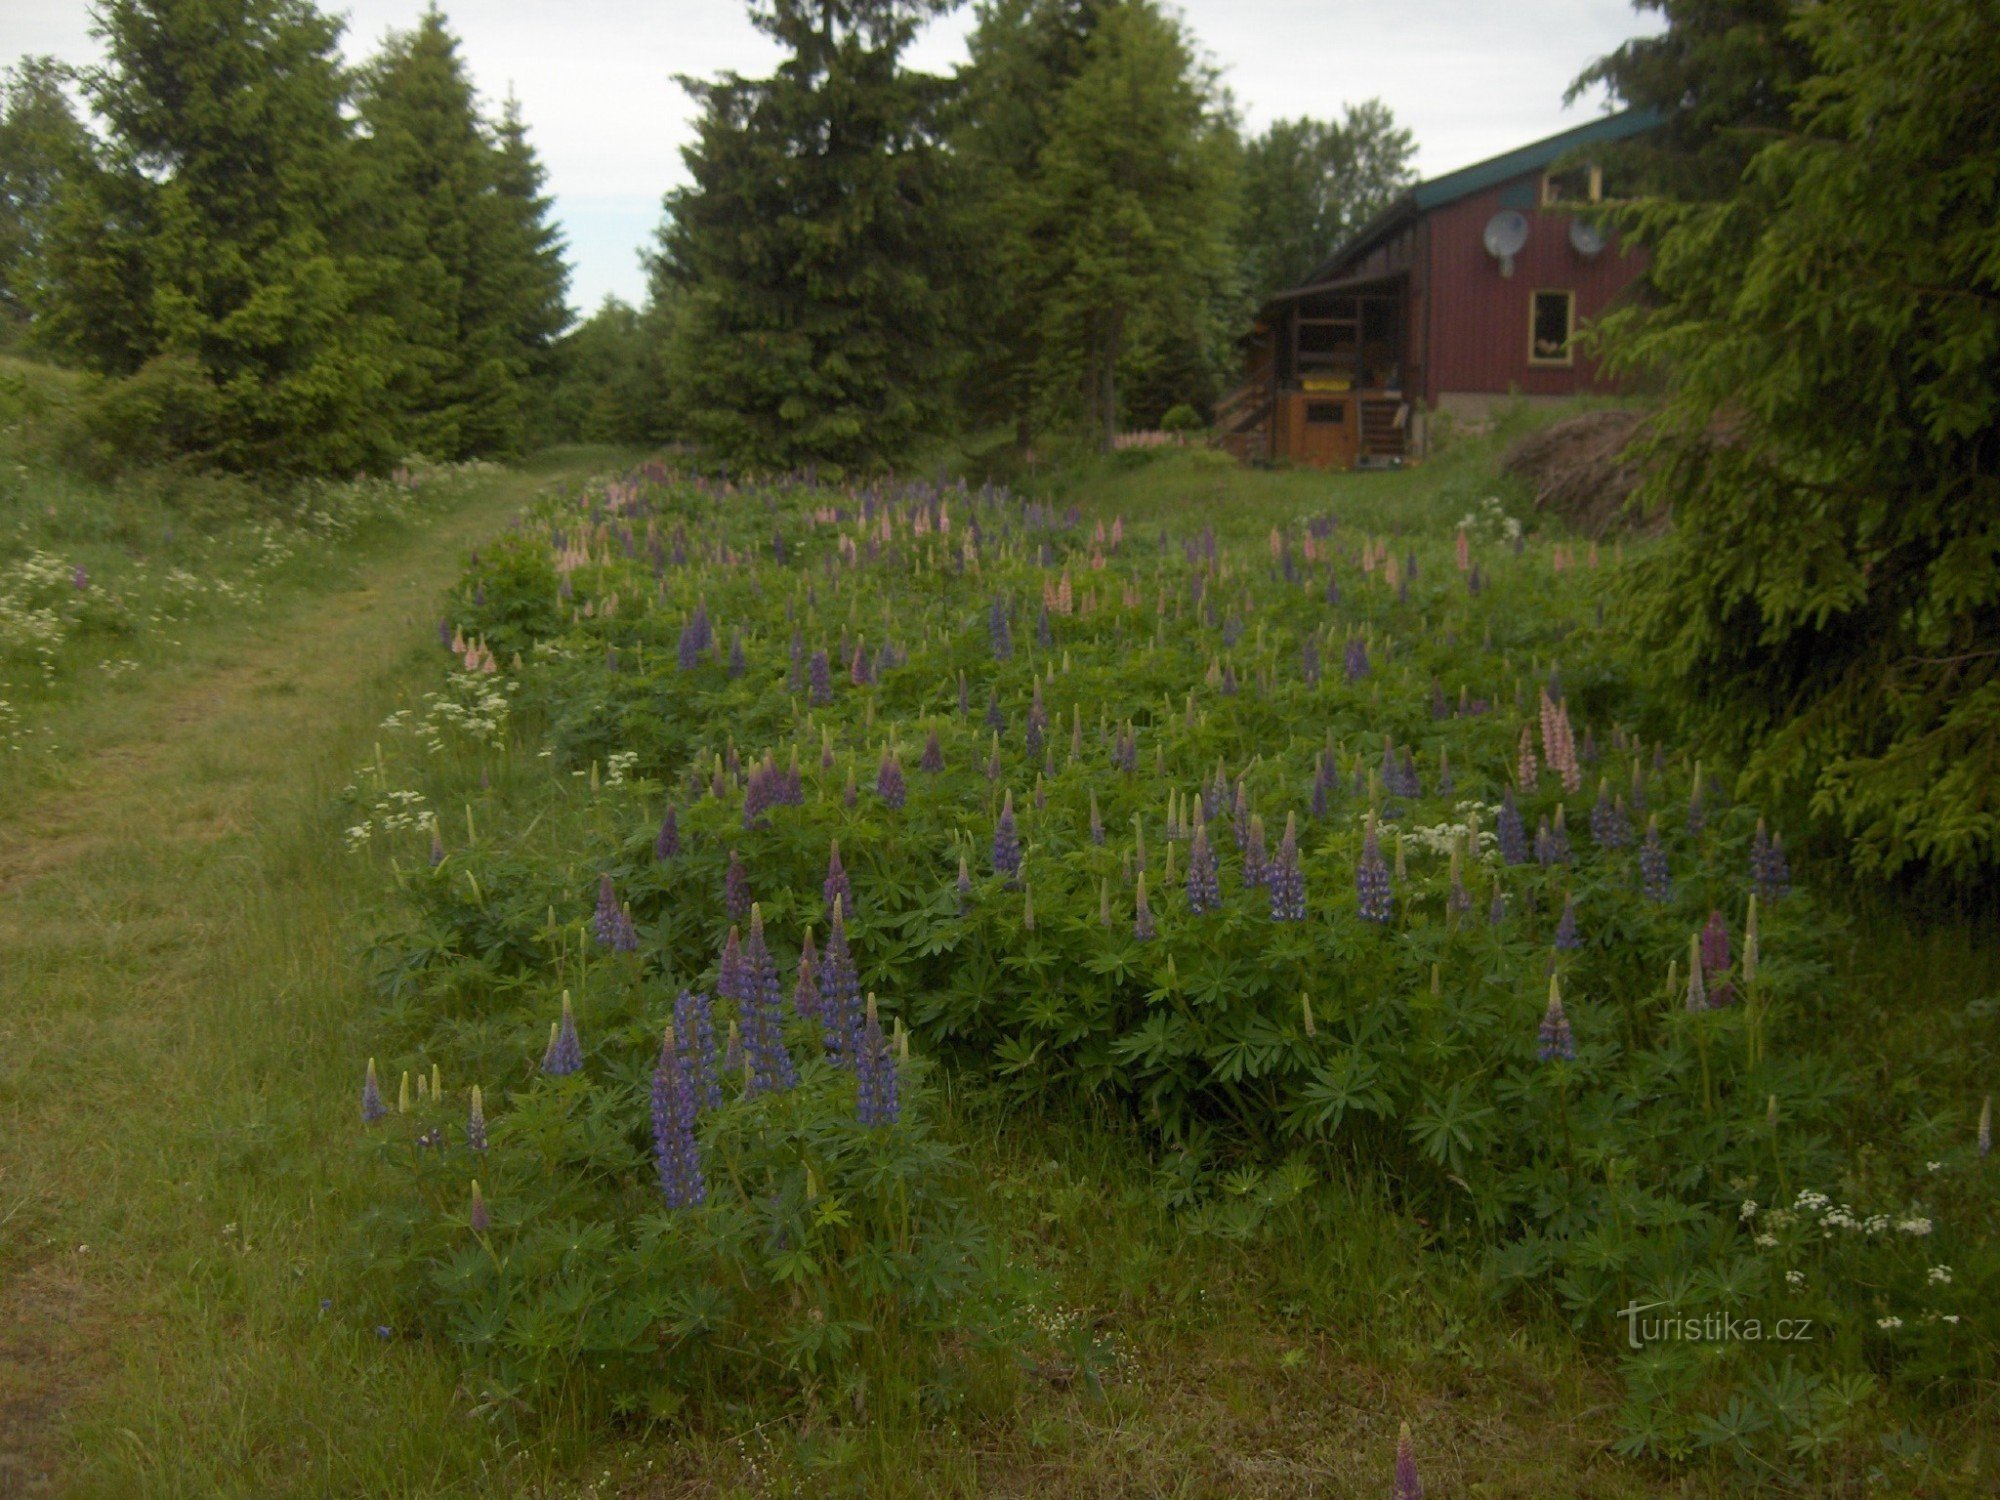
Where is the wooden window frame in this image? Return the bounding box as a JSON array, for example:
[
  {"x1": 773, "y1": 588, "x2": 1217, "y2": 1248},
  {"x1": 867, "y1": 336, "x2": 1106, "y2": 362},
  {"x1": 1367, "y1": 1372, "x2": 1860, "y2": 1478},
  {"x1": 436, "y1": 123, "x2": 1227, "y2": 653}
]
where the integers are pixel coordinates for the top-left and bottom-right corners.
[
  {"x1": 1528, "y1": 289, "x2": 1576, "y2": 368},
  {"x1": 1540, "y1": 164, "x2": 1602, "y2": 206}
]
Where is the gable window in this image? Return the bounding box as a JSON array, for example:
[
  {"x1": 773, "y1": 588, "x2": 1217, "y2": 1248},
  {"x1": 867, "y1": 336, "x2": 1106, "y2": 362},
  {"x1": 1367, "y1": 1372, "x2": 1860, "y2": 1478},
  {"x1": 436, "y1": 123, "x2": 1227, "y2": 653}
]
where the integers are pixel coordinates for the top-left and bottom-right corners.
[
  {"x1": 1530, "y1": 290, "x2": 1575, "y2": 366},
  {"x1": 1541, "y1": 164, "x2": 1602, "y2": 205}
]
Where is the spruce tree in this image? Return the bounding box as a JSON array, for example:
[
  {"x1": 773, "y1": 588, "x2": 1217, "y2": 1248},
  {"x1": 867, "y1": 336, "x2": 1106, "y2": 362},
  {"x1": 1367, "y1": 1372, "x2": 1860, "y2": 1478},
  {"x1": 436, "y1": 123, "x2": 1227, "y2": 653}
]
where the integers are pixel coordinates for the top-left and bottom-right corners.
[
  {"x1": 479, "y1": 96, "x2": 570, "y2": 448},
  {"x1": 1014, "y1": 0, "x2": 1237, "y2": 448},
  {"x1": 658, "y1": 0, "x2": 959, "y2": 474},
  {"x1": 1606, "y1": 0, "x2": 2000, "y2": 881},
  {"x1": 39, "y1": 0, "x2": 398, "y2": 474}
]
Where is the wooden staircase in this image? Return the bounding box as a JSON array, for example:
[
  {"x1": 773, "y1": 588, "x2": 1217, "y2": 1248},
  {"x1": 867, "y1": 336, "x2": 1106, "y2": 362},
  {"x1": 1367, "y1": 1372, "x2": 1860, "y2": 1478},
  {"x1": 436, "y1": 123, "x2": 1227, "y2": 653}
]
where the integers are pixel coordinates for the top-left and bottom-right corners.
[
  {"x1": 1358, "y1": 397, "x2": 1407, "y2": 466},
  {"x1": 1215, "y1": 381, "x2": 1274, "y2": 461}
]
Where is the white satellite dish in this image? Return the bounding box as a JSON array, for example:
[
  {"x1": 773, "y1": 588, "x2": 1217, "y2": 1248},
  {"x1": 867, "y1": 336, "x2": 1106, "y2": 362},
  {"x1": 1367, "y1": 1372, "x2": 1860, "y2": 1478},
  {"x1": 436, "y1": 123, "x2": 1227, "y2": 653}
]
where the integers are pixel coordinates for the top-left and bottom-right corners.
[
  {"x1": 1570, "y1": 218, "x2": 1608, "y2": 257},
  {"x1": 1483, "y1": 210, "x2": 1530, "y2": 277}
]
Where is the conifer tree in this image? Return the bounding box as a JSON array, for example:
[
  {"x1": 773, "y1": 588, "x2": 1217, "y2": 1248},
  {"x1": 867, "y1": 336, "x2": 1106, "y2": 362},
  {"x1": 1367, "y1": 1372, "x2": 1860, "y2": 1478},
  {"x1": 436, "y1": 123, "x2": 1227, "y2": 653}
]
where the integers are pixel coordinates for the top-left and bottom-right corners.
[
  {"x1": 38, "y1": 0, "x2": 398, "y2": 473},
  {"x1": 356, "y1": 15, "x2": 568, "y2": 459},
  {"x1": 657, "y1": 0, "x2": 960, "y2": 474},
  {"x1": 1014, "y1": 0, "x2": 1237, "y2": 448}
]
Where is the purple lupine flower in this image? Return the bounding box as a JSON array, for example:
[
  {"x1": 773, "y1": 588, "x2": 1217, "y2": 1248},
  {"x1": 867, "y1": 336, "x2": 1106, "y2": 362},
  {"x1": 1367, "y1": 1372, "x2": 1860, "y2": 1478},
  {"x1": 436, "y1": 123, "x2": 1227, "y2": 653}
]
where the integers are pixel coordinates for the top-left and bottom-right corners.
[
  {"x1": 650, "y1": 1022, "x2": 707, "y2": 1208},
  {"x1": 1186, "y1": 817, "x2": 1221, "y2": 913},
  {"x1": 429, "y1": 827, "x2": 446, "y2": 867},
  {"x1": 1701, "y1": 909, "x2": 1735, "y2": 1006},
  {"x1": 438, "y1": 616, "x2": 453, "y2": 650},
  {"x1": 1269, "y1": 813, "x2": 1305, "y2": 921},
  {"x1": 469, "y1": 1179, "x2": 490, "y2": 1234},
  {"x1": 542, "y1": 993, "x2": 583, "y2": 1075},
  {"x1": 809, "y1": 649, "x2": 833, "y2": 705},
  {"x1": 1448, "y1": 865, "x2": 1472, "y2": 918},
  {"x1": 984, "y1": 688, "x2": 1005, "y2": 734},
  {"x1": 1301, "y1": 637, "x2": 1320, "y2": 685},
  {"x1": 1343, "y1": 637, "x2": 1370, "y2": 682},
  {"x1": 361, "y1": 1059, "x2": 388, "y2": 1123},
  {"x1": 1639, "y1": 816, "x2": 1671, "y2": 902},
  {"x1": 1431, "y1": 679, "x2": 1448, "y2": 720},
  {"x1": 722, "y1": 1018, "x2": 743, "y2": 1077},
  {"x1": 1535, "y1": 810, "x2": 1572, "y2": 866},
  {"x1": 993, "y1": 790, "x2": 1022, "y2": 880},
  {"x1": 856, "y1": 998, "x2": 900, "y2": 1127},
  {"x1": 955, "y1": 855, "x2": 972, "y2": 906},
  {"x1": 1220, "y1": 663, "x2": 1238, "y2": 696},
  {"x1": 1396, "y1": 748, "x2": 1422, "y2": 799},
  {"x1": 740, "y1": 906, "x2": 798, "y2": 1093},
  {"x1": 1231, "y1": 781, "x2": 1252, "y2": 852},
  {"x1": 788, "y1": 629, "x2": 805, "y2": 693},
  {"x1": 823, "y1": 840, "x2": 853, "y2": 917},
  {"x1": 1687, "y1": 772, "x2": 1707, "y2": 837},
  {"x1": 876, "y1": 748, "x2": 906, "y2": 809},
  {"x1": 1242, "y1": 813, "x2": 1269, "y2": 890},
  {"x1": 727, "y1": 629, "x2": 746, "y2": 678},
  {"x1": 1589, "y1": 781, "x2": 1632, "y2": 849},
  {"x1": 819, "y1": 897, "x2": 864, "y2": 1068},
  {"x1": 1035, "y1": 604, "x2": 1053, "y2": 649},
  {"x1": 1538, "y1": 977, "x2": 1576, "y2": 1061},
  {"x1": 792, "y1": 931, "x2": 822, "y2": 1021},
  {"x1": 1356, "y1": 818, "x2": 1393, "y2": 923},
  {"x1": 725, "y1": 849, "x2": 750, "y2": 923},
  {"x1": 1554, "y1": 894, "x2": 1580, "y2": 951},
  {"x1": 920, "y1": 730, "x2": 944, "y2": 774},
  {"x1": 675, "y1": 989, "x2": 722, "y2": 1111},
  {"x1": 1310, "y1": 753, "x2": 1336, "y2": 819},
  {"x1": 1325, "y1": 570, "x2": 1341, "y2": 606},
  {"x1": 592, "y1": 874, "x2": 639, "y2": 951},
  {"x1": 849, "y1": 641, "x2": 874, "y2": 687},
  {"x1": 988, "y1": 596, "x2": 1013, "y2": 659},
  {"x1": 1133, "y1": 874, "x2": 1156, "y2": 941},
  {"x1": 1395, "y1": 1420, "x2": 1423, "y2": 1500},
  {"x1": 1488, "y1": 884, "x2": 1507, "y2": 925},
  {"x1": 467, "y1": 1084, "x2": 487, "y2": 1150},
  {"x1": 655, "y1": 806, "x2": 680, "y2": 861},
  {"x1": 1750, "y1": 819, "x2": 1790, "y2": 899},
  {"x1": 1497, "y1": 790, "x2": 1528, "y2": 866}
]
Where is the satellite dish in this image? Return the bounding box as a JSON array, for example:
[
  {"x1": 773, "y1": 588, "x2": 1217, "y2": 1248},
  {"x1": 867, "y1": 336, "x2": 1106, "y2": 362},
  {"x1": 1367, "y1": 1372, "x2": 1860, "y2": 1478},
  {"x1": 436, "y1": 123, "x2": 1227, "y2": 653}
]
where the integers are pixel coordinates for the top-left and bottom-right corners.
[
  {"x1": 1570, "y1": 218, "x2": 1608, "y2": 257},
  {"x1": 1483, "y1": 210, "x2": 1529, "y2": 277}
]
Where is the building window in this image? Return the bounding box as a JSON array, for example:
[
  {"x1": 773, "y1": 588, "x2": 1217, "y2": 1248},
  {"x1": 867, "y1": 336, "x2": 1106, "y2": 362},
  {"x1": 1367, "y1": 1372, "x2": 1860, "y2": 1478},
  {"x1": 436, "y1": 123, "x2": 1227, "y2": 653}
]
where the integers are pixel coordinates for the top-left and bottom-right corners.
[
  {"x1": 1305, "y1": 400, "x2": 1346, "y2": 425},
  {"x1": 1541, "y1": 164, "x2": 1602, "y2": 205},
  {"x1": 1530, "y1": 290, "x2": 1575, "y2": 366}
]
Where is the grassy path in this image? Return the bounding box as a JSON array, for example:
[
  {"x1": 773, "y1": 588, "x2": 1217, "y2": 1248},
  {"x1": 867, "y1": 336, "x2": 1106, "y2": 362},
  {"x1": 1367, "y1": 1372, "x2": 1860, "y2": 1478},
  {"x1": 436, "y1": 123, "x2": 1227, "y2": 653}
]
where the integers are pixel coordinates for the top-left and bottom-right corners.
[{"x1": 0, "y1": 454, "x2": 615, "y2": 1498}]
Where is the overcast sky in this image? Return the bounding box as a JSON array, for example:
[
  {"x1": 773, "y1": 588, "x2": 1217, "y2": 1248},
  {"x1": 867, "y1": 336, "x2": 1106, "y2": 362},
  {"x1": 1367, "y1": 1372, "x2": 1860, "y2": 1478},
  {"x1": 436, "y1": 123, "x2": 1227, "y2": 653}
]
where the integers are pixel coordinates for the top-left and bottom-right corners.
[{"x1": 7, "y1": 1, "x2": 1662, "y2": 316}]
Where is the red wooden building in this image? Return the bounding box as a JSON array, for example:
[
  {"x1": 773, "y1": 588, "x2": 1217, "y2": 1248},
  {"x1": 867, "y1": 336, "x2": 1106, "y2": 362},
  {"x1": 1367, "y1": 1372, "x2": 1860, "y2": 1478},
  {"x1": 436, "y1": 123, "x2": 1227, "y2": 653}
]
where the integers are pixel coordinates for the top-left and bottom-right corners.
[{"x1": 1220, "y1": 109, "x2": 1657, "y2": 468}]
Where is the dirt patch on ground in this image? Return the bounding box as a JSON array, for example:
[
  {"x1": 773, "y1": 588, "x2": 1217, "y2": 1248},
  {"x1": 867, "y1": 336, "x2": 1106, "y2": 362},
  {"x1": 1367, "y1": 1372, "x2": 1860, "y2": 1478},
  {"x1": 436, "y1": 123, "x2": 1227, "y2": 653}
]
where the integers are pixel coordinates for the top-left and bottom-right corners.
[{"x1": 1501, "y1": 409, "x2": 1665, "y2": 537}]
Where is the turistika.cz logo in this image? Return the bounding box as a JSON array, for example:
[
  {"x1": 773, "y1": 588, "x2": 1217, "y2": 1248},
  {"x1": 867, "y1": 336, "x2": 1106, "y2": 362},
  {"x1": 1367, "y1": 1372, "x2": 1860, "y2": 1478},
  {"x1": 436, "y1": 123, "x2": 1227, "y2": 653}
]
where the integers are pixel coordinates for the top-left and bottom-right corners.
[{"x1": 1617, "y1": 1301, "x2": 1816, "y2": 1350}]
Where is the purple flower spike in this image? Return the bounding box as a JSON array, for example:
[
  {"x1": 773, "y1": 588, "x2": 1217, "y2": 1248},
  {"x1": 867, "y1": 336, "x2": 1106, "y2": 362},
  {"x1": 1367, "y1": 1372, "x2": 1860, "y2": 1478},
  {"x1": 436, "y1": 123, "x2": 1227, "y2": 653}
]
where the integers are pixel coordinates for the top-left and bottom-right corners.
[
  {"x1": 1489, "y1": 885, "x2": 1507, "y2": 925},
  {"x1": 725, "y1": 849, "x2": 750, "y2": 923},
  {"x1": 1242, "y1": 813, "x2": 1269, "y2": 890},
  {"x1": 469, "y1": 1180, "x2": 490, "y2": 1234},
  {"x1": 820, "y1": 898, "x2": 865, "y2": 1069},
  {"x1": 824, "y1": 840, "x2": 853, "y2": 916},
  {"x1": 809, "y1": 649, "x2": 833, "y2": 706},
  {"x1": 592, "y1": 874, "x2": 639, "y2": 952},
  {"x1": 792, "y1": 932, "x2": 822, "y2": 1022},
  {"x1": 1750, "y1": 818, "x2": 1790, "y2": 899},
  {"x1": 1343, "y1": 636, "x2": 1370, "y2": 682},
  {"x1": 1186, "y1": 818, "x2": 1221, "y2": 914},
  {"x1": 1497, "y1": 790, "x2": 1527, "y2": 866},
  {"x1": 542, "y1": 993, "x2": 583, "y2": 1076},
  {"x1": 988, "y1": 595, "x2": 1013, "y2": 660},
  {"x1": 655, "y1": 806, "x2": 680, "y2": 860},
  {"x1": 1700, "y1": 909, "x2": 1735, "y2": 1006},
  {"x1": 739, "y1": 907, "x2": 798, "y2": 1094},
  {"x1": 920, "y1": 731, "x2": 944, "y2": 774},
  {"x1": 467, "y1": 1084, "x2": 487, "y2": 1150},
  {"x1": 856, "y1": 999, "x2": 900, "y2": 1128},
  {"x1": 361, "y1": 1059, "x2": 388, "y2": 1123},
  {"x1": 429, "y1": 827, "x2": 446, "y2": 868},
  {"x1": 675, "y1": 989, "x2": 722, "y2": 1110},
  {"x1": 993, "y1": 790, "x2": 1022, "y2": 880},
  {"x1": 1639, "y1": 816, "x2": 1671, "y2": 902},
  {"x1": 1554, "y1": 894, "x2": 1580, "y2": 951},
  {"x1": 1356, "y1": 818, "x2": 1393, "y2": 924},
  {"x1": 650, "y1": 1023, "x2": 707, "y2": 1209},
  {"x1": 877, "y1": 748, "x2": 906, "y2": 809},
  {"x1": 1269, "y1": 813, "x2": 1305, "y2": 922},
  {"x1": 1133, "y1": 875, "x2": 1156, "y2": 942},
  {"x1": 1538, "y1": 978, "x2": 1576, "y2": 1062},
  {"x1": 1395, "y1": 1421, "x2": 1424, "y2": 1500}
]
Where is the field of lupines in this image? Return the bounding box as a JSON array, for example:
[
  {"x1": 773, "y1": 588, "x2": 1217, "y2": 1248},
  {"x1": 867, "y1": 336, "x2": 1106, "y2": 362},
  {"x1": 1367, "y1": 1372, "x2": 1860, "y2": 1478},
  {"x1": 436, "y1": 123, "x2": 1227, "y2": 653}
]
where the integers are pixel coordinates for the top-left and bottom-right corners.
[{"x1": 346, "y1": 461, "x2": 1995, "y2": 1485}]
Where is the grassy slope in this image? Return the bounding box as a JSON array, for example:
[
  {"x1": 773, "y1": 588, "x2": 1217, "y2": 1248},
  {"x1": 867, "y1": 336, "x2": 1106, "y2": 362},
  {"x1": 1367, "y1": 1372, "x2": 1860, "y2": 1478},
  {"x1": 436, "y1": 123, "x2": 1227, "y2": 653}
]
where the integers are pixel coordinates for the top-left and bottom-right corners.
[{"x1": 0, "y1": 448, "x2": 632, "y2": 1498}]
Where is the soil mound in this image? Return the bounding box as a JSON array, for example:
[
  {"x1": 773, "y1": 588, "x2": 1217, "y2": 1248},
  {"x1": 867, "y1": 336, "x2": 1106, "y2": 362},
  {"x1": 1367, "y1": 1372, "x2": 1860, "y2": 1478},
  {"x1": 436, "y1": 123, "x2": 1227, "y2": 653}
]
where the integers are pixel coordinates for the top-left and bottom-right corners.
[{"x1": 1502, "y1": 409, "x2": 1663, "y2": 537}]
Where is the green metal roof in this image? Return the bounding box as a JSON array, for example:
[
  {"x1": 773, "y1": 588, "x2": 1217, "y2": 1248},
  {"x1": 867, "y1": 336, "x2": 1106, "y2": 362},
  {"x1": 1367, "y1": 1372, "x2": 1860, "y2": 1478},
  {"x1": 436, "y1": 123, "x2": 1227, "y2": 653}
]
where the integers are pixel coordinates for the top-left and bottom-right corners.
[
  {"x1": 1289, "y1": 107, "x2": 1662, "y2": 294},
  {"x1": 1409, "y1": 107, "x2": 1662, "y2": 211}
]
